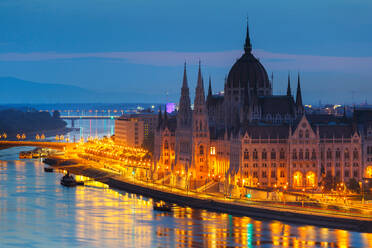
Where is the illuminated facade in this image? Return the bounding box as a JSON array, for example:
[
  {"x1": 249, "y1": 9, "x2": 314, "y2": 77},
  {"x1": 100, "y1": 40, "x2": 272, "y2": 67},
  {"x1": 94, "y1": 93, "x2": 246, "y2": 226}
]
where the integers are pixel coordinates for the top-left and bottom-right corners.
[
  {"x1": 154, "y1": 23, "x2": 371, "y2": 189},
  {"x1": 115, "y1": 117, "x2": 144, "y2": 147}
]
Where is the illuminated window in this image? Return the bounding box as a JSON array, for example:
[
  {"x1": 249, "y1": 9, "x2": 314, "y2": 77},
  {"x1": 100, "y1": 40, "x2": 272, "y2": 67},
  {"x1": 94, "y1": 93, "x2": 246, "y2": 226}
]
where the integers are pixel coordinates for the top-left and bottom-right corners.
[
  {"x1": 366, "y1": 166, "x2": 372, "y2": 178},
  {"x1": 306, "y1": 171, "x2": 316, "y2": 187},
  {"x1": 210, "y1": 146, "x2": 216, "y2": 155},
  {"x1": 293, "y1": 171, "x2": 303, "y2": 187}
]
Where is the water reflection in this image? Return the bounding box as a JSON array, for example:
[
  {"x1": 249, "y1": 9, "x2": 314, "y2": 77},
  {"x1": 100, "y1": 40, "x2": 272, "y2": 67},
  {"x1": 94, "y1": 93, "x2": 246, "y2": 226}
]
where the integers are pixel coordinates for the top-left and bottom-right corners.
[{"x1": 1, "y1": 158, "x2": 372, "y2": 247}]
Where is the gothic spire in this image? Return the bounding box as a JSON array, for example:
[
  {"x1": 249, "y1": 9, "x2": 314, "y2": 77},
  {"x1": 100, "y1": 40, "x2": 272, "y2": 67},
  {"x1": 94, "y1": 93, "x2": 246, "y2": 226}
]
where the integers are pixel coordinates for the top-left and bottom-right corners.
[
  {"x1": 157, "y1": 106, "x2": 163, "y2": 129},
  {"x1": 208, "y1": 76, "x2": 212, "y2": 98},
  {"x1": 296, "y1": 73, "x2": 303, "y2": 106},
  {"x1": 197, "y1": 60, "x2": 204, "y2": 90},
  {"x1": 194, "y1": 61, "x2": 205, "y2": 106},
  {"x1": 182, "y1": 62, "x2": 188, "y2": 89},
  {"x1": 244, "y1": 18, "x2": 252, "y2": 54},
  {"x1": 163, "y1": 105, "x2": 168, "y2": 127},
  {"x1": 287, "y1": 73, "x2": 291, "y2": 97},
  {"x1": 178, "y1": 62, "x2": 191, "y2": 128}
]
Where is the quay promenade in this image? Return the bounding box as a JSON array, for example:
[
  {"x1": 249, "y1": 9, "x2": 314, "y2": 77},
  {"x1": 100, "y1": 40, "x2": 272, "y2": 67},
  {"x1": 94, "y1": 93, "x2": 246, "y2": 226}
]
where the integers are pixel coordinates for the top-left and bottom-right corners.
[
  {"x1": 50, "y1": 157, "x2": 372, "y2": 233},
  {"x1": 0, "y1": 140, "x2": 74, "y2": 150}
]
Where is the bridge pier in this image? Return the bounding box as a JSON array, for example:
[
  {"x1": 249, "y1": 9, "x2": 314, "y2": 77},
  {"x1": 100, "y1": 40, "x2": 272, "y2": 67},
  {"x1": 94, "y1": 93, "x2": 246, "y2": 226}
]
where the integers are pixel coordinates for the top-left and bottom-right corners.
[{"x1": 71, "y1": 119, "x2": 75, "y2": 128}]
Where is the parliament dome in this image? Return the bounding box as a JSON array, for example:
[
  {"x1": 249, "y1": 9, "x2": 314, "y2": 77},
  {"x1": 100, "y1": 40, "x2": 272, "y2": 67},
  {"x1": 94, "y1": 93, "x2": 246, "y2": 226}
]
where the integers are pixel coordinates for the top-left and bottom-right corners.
[{"x1": 225, "y1": 25, "x2": 271, "y2": 96}]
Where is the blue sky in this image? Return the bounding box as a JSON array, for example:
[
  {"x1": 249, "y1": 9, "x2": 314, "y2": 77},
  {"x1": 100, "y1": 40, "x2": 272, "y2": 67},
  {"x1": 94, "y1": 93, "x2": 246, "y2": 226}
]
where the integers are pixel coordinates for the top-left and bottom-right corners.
[{"x1": 0, "y1": 0, "x2": 371, "y2": 104}]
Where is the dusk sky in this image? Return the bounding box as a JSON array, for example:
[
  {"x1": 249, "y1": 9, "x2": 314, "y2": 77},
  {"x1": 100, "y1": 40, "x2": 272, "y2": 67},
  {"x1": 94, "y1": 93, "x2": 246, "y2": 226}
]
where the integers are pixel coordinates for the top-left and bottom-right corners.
[{"x1": 0, "y1": 0, "x2": 371, "y2": 104}]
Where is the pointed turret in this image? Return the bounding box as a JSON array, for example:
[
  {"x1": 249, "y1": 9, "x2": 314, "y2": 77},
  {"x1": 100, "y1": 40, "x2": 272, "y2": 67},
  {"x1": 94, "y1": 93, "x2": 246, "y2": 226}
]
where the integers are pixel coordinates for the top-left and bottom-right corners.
[
  {"x1": 163, "y1": 105, "x2": 168, "y2": 128},
  {"x1": 182, "y1": 62, "x2": 188, "y2": 88},
  {"x1": 208, "y1": 76, "x2": 212, "y2": 98},
  {"x1": 296, "y1": 73, "x2": 303, "y2": 106},
  {"x1": 192, "y1": 61, "x2": 209, "y2": 178},
  {"x1": 296, "y1": 73, "x2": 304, "y2": 116},
  {"x1": 244, "y1": 19, "x2": 252, "y2": 54},
  {"x1": 177, "y1": 62, "x2": 192, "y2": 128},
  {"x1": 194, "y1": 61, "x2": 205, "y2": 106},
  {"x1": 287, "y1": 73, "x2": 291, "y2": 97},
  {"x1": 157, "y1": 106, "x2": 163, "y2": 129}
]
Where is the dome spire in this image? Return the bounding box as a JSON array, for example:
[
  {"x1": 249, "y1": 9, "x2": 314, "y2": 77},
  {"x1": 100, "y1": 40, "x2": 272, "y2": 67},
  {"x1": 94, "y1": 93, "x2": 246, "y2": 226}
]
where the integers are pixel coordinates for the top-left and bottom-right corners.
[{"x1": 244, "y1": 18, "x2": 252, "y2": 54}]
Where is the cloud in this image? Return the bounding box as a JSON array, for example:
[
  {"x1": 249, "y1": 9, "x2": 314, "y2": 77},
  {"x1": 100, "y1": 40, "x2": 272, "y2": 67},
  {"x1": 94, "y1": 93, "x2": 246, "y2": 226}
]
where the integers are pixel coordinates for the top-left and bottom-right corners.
[{"x1": 0, "y1": 50, "x2": 372, "y2": 75}]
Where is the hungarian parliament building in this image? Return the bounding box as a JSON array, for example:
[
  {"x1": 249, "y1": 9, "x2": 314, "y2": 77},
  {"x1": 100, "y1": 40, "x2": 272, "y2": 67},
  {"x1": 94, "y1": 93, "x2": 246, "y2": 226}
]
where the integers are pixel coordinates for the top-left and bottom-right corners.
[{"x1": 153, "y1": 24, "x2": 372, "y2": 190}]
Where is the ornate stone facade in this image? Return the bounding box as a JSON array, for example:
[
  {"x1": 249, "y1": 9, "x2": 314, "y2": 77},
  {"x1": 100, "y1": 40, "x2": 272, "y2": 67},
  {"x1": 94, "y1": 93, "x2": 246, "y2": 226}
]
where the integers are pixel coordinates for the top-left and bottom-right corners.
[{"x1": 153, "y1": 24, "x2": 371, "y2": 190}]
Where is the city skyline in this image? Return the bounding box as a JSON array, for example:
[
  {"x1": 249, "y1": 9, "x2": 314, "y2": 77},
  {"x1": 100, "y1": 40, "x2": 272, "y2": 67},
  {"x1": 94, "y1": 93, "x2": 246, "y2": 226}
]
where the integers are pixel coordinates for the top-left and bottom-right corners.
[{"x1": 0, "y1": 0, "x2": 372, "y2": 104}]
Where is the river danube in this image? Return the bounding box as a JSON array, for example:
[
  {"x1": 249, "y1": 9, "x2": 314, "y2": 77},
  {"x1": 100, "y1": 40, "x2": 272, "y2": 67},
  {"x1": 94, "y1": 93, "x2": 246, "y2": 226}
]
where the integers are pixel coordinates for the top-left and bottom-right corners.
[{"x1": 0, "y1": 120, "x2": 371, "y2": 247}]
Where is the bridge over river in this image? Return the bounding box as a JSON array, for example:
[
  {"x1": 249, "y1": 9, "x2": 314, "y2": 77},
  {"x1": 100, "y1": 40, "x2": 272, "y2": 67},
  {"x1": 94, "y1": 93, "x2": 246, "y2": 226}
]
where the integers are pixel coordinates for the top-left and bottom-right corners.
[
  {"x1": 0, "y1": 140, "x2": 75, "y2": 150},
  {"x1": 60, "y1": 115, "x2": 119, "y2": 128}
]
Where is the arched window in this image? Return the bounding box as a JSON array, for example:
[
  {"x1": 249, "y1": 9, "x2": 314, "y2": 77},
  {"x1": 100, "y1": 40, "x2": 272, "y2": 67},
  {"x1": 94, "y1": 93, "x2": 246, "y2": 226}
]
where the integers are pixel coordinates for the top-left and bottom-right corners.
[
  {"x1": 305, "y1": 130, "x2": 310, "y2": 138},
  {"x1": 271, "y1": 149, "x2": 276, "y2": 160},
  {"x1": 305, "y1": 149, "x2": 310, "y2": 160},
  {"x1": 335, "y1": 149, "x2": 341, "y2": 160},
  {"x1": 280, "y1": 149, "x2": 285, "y2": 160},
  {"x1": 344, "y1": 149, "x2": 350, "y2": 160},
  {"x1": 199, "y1": 121, "x2": 203, "y2": 131},
  {"x1": 244, "y1": 149, "x2": 249, "y2": 160},
  {"x1": 293, "y1": 149, "x2": 297, "y2": 160},
  {"x1": 353, "y1": 149, "x2": 359, "y2": 160},
  {"x1": 327, "y1": 149, "x2": 332, "y2": 160},
  {"x1": 164, "y1": 140, "x2": 169, "y2": 150},
  {"x1": 253, "y1": 149, "x2": 258, "y2": 160},
  {"x1": 299, "y1": 149, "x2": 304, "y2": 160},
  {"x1": 311, "y1": 149, "x2": 316, "y2": 160},
  {"x1": 199, "y1": 145, "x2": 204, "y2": 155},
  {"x1": 262, "y1": 149, "x2": 267, "y2": 160},
  {"x1": 299, "y1": 130, "x2": 304, "y2": 138}
]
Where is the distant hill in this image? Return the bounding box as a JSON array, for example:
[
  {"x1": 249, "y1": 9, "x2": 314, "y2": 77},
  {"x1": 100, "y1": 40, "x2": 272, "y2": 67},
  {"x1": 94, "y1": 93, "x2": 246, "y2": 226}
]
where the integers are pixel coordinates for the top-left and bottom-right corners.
[
  {"x1": 0, "y1": 109, "x2": 67, "y2": 139},
  {"x1": 0, "y1": 77, "x2": 166, "y2": 103}
]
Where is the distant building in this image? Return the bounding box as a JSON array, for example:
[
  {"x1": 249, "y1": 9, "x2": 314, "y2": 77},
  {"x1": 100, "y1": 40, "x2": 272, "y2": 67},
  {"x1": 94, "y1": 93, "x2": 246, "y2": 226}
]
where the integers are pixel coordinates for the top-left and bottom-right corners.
[
  {"x1": 115, "y1": 112, "x2": 158, "y2": 147},
  {"x1": 153, "y1": 23, "x2": 372, "y2": 190},
  {"x1": 115, "y1": 117, "x2": 144, "y2": 147}
]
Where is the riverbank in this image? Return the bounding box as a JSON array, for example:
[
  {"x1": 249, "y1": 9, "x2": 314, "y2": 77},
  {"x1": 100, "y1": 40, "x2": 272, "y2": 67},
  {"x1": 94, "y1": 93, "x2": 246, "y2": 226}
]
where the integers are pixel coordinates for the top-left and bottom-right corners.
[{"x1": 52, "y1": 161, "x2": 372, "y2": 233}]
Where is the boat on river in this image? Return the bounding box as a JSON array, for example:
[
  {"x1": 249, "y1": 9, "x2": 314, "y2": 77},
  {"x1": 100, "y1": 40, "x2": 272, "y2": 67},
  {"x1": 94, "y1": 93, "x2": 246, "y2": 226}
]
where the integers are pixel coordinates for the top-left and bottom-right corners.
[
  {"x1": 60, "y1": 173, "x2": 77, "y2": 187},
  {"x1": 153, "y1": 201, "x2": 172, "y2": 212},
  {"x1": 44, "y1": 167, "x2": 54, "y2": 172}
]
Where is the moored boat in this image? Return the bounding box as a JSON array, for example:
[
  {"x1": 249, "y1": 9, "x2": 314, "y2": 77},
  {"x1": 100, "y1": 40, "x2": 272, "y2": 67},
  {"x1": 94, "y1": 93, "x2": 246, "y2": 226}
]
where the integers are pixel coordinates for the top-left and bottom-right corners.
[
  {"x1": 61, "y1": 173, "x2": 77, "y2": 187},
  {"x1": 44, "y1": 167, "x2": 54, "y2": 172},
  {"x1": 153, "y1": 201, "x2": 172, "y2": 212}
]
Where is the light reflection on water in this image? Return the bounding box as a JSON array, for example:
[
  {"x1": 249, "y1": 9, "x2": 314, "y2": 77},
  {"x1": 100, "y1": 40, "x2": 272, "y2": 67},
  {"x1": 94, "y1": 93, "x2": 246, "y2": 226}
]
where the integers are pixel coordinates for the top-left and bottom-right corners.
[
  {"x1": 1, "y1": 158, "x2": 372, "y2": 247},
  {"x1": 1, "y1": 119, "x2": 372, "y2": 247}
]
